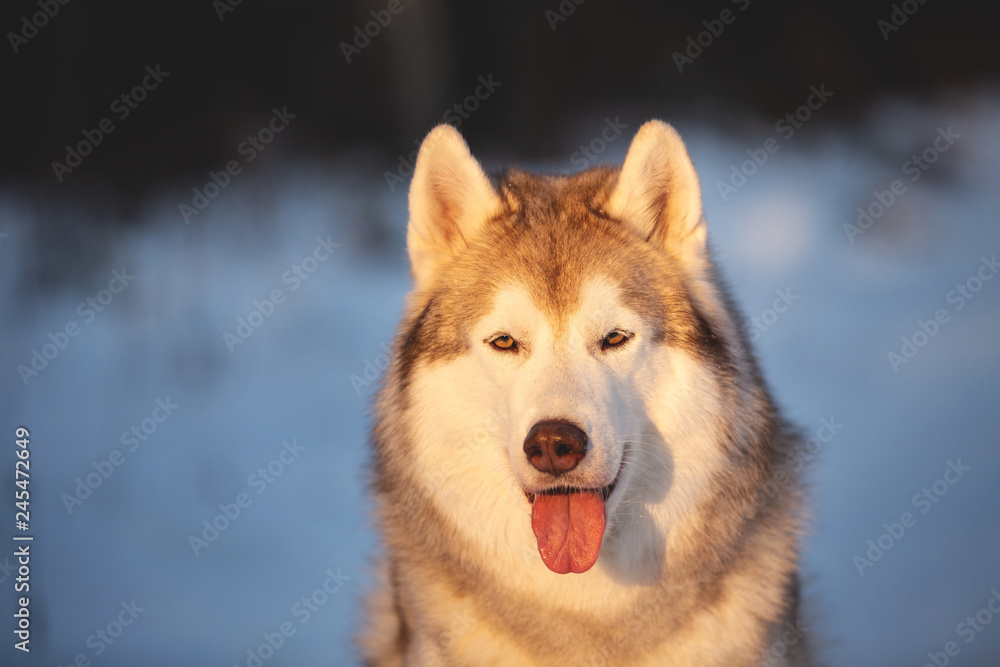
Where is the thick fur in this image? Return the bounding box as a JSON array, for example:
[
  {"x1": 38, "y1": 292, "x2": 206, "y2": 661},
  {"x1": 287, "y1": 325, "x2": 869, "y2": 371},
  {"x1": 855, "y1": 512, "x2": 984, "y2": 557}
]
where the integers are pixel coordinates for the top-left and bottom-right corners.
[{"x1": 362, "y1": 121, "x2": 810, "y2": 666}]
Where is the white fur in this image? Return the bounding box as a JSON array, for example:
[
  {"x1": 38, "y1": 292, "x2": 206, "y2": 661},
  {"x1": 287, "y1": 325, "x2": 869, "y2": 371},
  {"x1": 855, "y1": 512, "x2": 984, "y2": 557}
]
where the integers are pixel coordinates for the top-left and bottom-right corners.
[
  {"x1": 405, "y1": 275, "x2": 732, "y2": 608},
  {"x1": 367, "y1": 121, "x2": 808, "y2": 665}
]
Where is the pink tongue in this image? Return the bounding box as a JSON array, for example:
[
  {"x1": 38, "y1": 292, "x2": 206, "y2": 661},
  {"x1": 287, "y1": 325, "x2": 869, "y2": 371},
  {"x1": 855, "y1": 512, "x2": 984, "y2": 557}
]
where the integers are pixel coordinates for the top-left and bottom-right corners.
[{"x1": 530, "y1": 491, "x2": 606, "y2": 574}]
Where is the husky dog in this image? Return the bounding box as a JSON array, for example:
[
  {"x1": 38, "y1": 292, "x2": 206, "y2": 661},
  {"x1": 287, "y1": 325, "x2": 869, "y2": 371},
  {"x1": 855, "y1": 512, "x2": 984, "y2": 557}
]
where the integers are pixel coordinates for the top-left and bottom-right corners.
[{"x1": 362, "y1": 121, "x2": 810, "y2": 666}]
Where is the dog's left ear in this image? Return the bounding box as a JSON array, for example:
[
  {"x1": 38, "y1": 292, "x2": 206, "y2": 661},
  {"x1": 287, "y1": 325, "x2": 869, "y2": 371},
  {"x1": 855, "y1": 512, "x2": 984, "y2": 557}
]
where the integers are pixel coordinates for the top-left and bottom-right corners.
[
  {"x1": 407, "y1": 124, "x2": 502, "y2": 292},
  {"x1": 604, "y1": 120, "x2": 706, "y2": 263}
]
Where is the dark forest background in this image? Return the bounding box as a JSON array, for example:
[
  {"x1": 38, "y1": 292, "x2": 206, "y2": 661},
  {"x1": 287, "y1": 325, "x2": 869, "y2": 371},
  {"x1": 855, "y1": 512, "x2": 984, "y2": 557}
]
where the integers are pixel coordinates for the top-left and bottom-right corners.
[{"x1": 4, "y1": 0, "x2": 997, "y2": 209}]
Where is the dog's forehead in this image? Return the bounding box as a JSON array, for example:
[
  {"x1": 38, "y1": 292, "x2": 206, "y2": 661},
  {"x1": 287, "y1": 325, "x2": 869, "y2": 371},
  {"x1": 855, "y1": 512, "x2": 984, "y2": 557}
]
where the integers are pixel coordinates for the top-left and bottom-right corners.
[
  {"x1": 451, "y1": 171, "x2": 671, "y2": 332},
  {"x1": 485, "y1": 275, "x2": 627, "y2": 329}
]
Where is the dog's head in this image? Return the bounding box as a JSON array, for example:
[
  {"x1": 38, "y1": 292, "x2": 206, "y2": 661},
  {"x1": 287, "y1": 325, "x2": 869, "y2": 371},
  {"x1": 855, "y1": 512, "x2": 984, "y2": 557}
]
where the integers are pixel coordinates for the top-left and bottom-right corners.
[{"x1": 387, "y1": 121, "x2": 765, "y2": 579}]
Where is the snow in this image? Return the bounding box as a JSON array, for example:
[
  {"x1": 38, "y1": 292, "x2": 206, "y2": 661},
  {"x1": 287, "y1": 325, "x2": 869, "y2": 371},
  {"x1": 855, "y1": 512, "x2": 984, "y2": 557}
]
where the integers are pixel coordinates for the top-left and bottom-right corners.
[{"x1": 1, "y1": 91, "x2": 998, "y2": 665}]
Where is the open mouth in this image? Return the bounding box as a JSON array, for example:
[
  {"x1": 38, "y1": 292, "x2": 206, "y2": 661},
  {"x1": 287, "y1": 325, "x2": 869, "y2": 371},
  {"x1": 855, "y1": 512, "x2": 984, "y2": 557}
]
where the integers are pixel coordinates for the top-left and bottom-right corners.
[
  {"x1": 523, "y1": 455, "x2": 625, "y2": 505},
  {"x1": 522, "y1": 456, "x2": 626, "y2": 575},
  {"x1": 524, "y1": 475, "x2": 619, "y2": 504}
]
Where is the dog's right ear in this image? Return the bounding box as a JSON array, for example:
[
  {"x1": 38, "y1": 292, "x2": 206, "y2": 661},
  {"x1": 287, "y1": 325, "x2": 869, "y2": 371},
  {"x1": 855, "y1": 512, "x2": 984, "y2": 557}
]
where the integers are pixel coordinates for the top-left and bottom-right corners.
[{"x1": 407, "y1": 125, "x2": 502, "y2": 292}]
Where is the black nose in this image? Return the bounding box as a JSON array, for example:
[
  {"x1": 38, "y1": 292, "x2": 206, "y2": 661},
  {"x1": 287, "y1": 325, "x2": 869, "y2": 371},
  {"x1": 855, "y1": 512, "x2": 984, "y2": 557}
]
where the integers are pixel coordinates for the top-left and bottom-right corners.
[{"x1": 523, "y1": 420, "x2": 588, "y2": 475}]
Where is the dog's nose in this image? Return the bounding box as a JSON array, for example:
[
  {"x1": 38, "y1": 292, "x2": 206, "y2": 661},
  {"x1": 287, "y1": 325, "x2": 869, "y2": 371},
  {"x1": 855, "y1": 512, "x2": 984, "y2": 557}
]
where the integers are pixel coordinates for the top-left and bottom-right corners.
[{"x1": 523, "y1": 420, "x2": 588, "y2": 475}]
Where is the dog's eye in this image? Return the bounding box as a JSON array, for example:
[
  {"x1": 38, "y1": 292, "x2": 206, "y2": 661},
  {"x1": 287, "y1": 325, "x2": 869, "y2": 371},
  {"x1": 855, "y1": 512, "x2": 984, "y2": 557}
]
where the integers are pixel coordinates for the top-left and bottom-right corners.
[
  {"x1": 489, "y1": 334, "x2": 518, "y2": 352},
  {"x1": 601, "y1": 331, "x2": 629, "y2": 350}
]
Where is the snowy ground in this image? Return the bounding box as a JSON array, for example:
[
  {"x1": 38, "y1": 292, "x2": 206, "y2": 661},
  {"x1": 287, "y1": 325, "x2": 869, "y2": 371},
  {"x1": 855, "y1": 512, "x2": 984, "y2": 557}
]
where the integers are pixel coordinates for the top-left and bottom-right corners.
[{"x1": 1, "y1": 91, "x2": 999, "y2": 666}]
